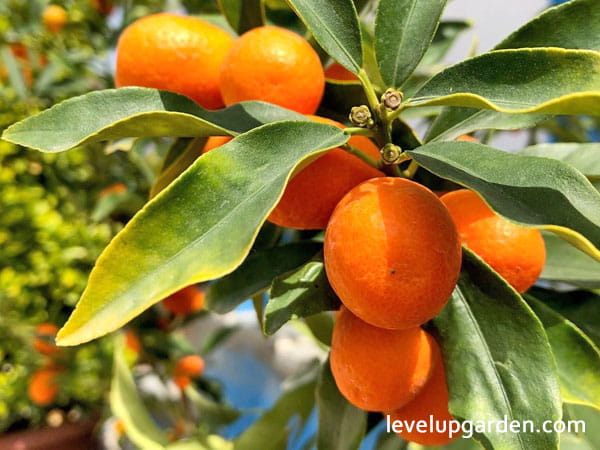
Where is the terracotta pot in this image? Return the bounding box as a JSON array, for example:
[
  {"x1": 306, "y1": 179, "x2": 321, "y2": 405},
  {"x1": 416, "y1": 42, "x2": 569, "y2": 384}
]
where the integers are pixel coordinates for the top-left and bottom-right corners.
[{"x1": 0, "y1": 420, "x2": 97, "y2": 450}]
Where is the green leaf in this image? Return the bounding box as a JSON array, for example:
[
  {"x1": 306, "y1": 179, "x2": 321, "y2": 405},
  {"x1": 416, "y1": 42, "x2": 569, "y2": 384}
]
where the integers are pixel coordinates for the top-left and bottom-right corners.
[
  {"x1": 316, "y1": 358, "x2": 366, "y2": 450},
  {"x1": 420, "y1": 20, "x2": 472, "y2": 67},
  {"x1": 56, "y1": 121, "x2": 348, "y2": 346},
  {"x1": 426, "y1": 0, "x2": 600, "y2": 141},
  {"x1": 218, "y1": 0, "x2": 265, "y2": 34},
  {"x1": 264, "y1": 258, "x2": 341, "y2": 335},
  {"x1": 496, "y1": 0, "x2": 600, "y2": 51},
  {"x1": 519, "y1": 143, "x2": 600, "y2": 179},
  {"x1": 234, "y1": 362, "x2": 319, "y2": 450},
  {"x1": 185, "y1": 385, "x2": 240, "y2": 429},
  {"x1": 374, "y1": 0, "x2": 447, "y2": 87},
  {"x1": 410, "y1": 49, "x2": 600, "y2": 115},
  {"x1": 110, "y1": 338, "x2": 169, "y2": 450},
  {"x1": 2, "y1": 87, "x2": 306, "y2": 153},
  {"x1": 408, "y1": 141, "x2": 600, "y2": 261},
  {"x1": 565, "y1": 405, "x2": 600, "y2": 449},
  {"x1": 425, "y1": 107, "x2": 548, "y2": 142},
  {"x1": 530, "y1": 288, "x2": 600, "y2": 349},
  {"x1": 151, "y1": 138, "x2": 206, "y2": 198},
  {"x1": 527, "y1": 296, "x2": 600, "y2": 411},
  {"x1": 433, "y1": 250, "x2": 561, "y2": 450},
  {"x1": 285, "y1": 0, "x2": 363, "y2": 73},
  {"x1": 205, "y1": 241, "x2": 322, "y2": 314},
  {"x1": 541, "y1": 233, "x2": 600, "y2": 289},
  {"x1": 303, "y1": 313, "x2": 335, "y2": 347}
]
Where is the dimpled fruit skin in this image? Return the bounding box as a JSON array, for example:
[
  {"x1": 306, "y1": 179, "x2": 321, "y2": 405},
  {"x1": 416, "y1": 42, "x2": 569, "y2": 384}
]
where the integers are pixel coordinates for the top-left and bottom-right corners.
[
  {"x1": 220, "y1": 26, "x2": 325, "y2": 114},
  {"x1": 268, "y1": 115, "x2": 383, "y2": 230},
  {"x1": 441, "y1": 190, "x2": 545, "y2": 293},
  {"x1": 324, "y1": 177, "x2": 462, "y2": 329},
  {"x1": 115, "y1": 13, "x2": 234, "y2": 109},
  {"x1": 387, "y1": 349, "x2": 459, "y2": 446},
  {"x1": 330, "y1": 307, "x2": 437, "y2": 411}
]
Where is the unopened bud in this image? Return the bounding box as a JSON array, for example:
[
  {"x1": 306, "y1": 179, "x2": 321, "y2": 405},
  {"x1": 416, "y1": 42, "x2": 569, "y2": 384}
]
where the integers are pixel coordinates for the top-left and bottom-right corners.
[
  {"x1": 350, "y1": 105, "x2": 373, "y2": 128},
  {"x1": 381, "y1": 89, "x2": 403, "y2": 111},
  {"x1": 381, "y1": 144, "x2": 403, "y2": 164}
]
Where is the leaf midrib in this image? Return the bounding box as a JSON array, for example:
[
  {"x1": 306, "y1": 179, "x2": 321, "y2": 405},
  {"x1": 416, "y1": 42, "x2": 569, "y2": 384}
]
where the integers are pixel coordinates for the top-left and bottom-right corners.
[
  {"x1": 455, "y1": 287, "x2": 526, "y2": 449},
  {"x1": 390, "y1": 0, "x2": 419, "y2": 85}
]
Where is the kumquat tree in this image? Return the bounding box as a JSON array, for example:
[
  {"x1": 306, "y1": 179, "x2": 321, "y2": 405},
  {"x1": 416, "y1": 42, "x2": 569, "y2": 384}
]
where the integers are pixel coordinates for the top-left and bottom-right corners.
[{"x1": 2, "y1": 0, "x2": 600, "y2": 449}]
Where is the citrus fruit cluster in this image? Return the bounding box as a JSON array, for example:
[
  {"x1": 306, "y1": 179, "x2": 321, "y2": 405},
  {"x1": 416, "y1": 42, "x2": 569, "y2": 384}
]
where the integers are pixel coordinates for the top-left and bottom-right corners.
[{"x1": 113, "y1": 14, "x2": 547, "y2": 444}]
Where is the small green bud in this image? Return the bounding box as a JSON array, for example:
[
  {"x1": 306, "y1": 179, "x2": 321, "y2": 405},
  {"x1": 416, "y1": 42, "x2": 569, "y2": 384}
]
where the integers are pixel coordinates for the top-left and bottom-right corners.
[
  {"x1": 349, "y1": 105, "x2": 374, "y2": 128},
  {"x1": 381, "y1": 143, "x2": 403, "y2": 164},
  {"x1": 381, "y1": 89, "x2": 403, "y2": 111}
]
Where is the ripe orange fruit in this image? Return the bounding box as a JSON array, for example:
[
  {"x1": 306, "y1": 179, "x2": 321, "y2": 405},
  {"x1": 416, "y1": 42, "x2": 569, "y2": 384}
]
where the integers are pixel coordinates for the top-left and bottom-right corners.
[
  {"x1": 115, "y1": 14, "x2": 234, "y2": 109},
  {"x1": 220, "y1": 26, "x2": 325, "y2": 114},
  {"x1": 33, "y1": 323, "x2": 60, "y2": 355},
  {"x1": 324, "y1": 177, "x2": 461, "y2": 329},
  {"x1": 28, "y1": 367, "x2": 61, "y2": 406},
  {"x1": 175, "y1": 355, "x2": 205, "y2": 377},
  {"x1": 268, "y1": 115, "x2": 383, "y2": 229},
  {"x1": 441, "y1": 189, "x2": 545, "y2": 293},
  {"x1": 456, "y1": 135, "x2": 478, "y2": 142},
  {"x1": 42, "y1": 5, "x2": 68, "y2": 33},
  {"x1": 387, "y1": 349, "x2": 459, "y2": 445},
  {"x1": 162, "y1": 286, "x2": 205, "y2": 316},
  {"x1": 324, "y1": 63, "x2": 358, "y2": 82},
  {"x1": 173, "y1": 374, "x2": 191, "y2": 390},
  {"x1": 330, "y1": 308, "x2": 437, "y2": 411}
]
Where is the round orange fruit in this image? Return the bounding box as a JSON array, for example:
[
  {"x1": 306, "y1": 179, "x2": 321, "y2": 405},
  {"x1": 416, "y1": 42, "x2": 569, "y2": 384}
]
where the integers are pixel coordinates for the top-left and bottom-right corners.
[
  {"x1": 330, "y1": 307, "x2": 437, "y2": 411},
  {"x1": 220, "y1": 26, "x2": 325, "y2": 114},
  {"x1": 28, "y1": 367, "x2": 61, "y2": 406},
  {"x1": 387, "y1": 349, "x2": 459, "y2": 446},
  {"x1": 42, "y1": 5, "x2": 68, "y2": 33},
  {"x1": 324, "y1": 177, "x2": 462, "y2": 329},
  {"x1": 440, "y1": 189, "x2": 545, "y2": 293},
  {"x1": 268, "y1": 115, "x2": 383, "y2": 229},
  {"x1": 175, "y1": 355, "x2": 205, "y2": 377},
  {"x1": 162, "y1": 286, "x2": 205, "y2": 316},
  {"x1": 115, "y1": 13, "x2": 234, "y2": 109}
]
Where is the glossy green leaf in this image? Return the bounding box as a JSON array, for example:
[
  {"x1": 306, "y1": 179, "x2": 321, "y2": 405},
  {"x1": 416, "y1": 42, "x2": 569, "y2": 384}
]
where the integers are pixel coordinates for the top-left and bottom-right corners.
[
  {"x1": 56, "y1": 122, "x2": 348, "y2": 346},
  {"x1": 374, "y1": 0, "x2": 447, "y2": 87},
  {"x1": 235, "y1": 362, "x2": 319, "y2": 450},
  {"x1": 496, "y1": 0, "x2": 600, "y2": 51},
  {"x1": 110, "y1": 338, "x2": 169, "y2": 450},
  {"x1": 433, "y1": 250, "x2": 561, "y2": 450},
  {"x1": 425, "y1": 107, "x2": 548, "y2": 142},
  {"x1": 530, "y1": 288, "x2": 600, "y2": 349},
  {"x1": 541, "y1": 233, "x2": 600, "y2": 289},
  {"x1": 410, "y1": 49, "x2": 600, "y2": 115},
  {"x1": 151, "y1": 137, "x2": 206, "y2": 198},
  {"x1": 303, "y1": 313, "x2": 335, "y2": 347},
  {"x1": 2, "y1": 87, "x2": 305, "y2": 152},
  {"x1": 426, "y1": 0, "x2": 600, "y2": 141},
  {"x1": 527, "y1": 296, "x2": 600, "y2": 411},
  {"x1": 285, "y1": 0, "x2": 363, "y2": 73},
  {"x1": 519, "y1": 143, "x2": 600, "y2": 179},
  {"x1": 408, "y1": 141, "x2": 600, "y2": 261},
  {"x1": 316, "y1": 359, "x2": 366, "y2": 450},
  {"x1": 264, "y1": 259, "x2": 340, "y2": 335},
  {"x1": 218, "y1": 0, "x2": 264, "y2": 34},
  {"x1": 205, "y1": 241, "x2": 322, "y2": 314}
]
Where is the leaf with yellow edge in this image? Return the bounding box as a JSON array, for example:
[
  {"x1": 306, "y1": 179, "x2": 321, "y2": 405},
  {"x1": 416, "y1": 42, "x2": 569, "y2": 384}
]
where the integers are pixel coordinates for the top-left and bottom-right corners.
[
  {"x1": 56, "y1": 121, "x2": 348, "y2": 346},
  {"x1": 409, "y1": 48, "x2": 600, "y2": 116},
  {"x1": 408, "y1": 141, "x2": 600, "y2": 261}
]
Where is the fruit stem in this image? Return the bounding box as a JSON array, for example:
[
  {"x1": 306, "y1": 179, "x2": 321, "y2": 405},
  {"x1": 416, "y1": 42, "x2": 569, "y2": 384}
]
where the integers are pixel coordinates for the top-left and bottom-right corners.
[
  {"x1": 403, "y1": 160, "x2": 420, "y2": 178},
  {"x1": 357, "y1": 69, "x2": 380, "y2": 112},
  {"x1": 344, "y1": 127, "x2": 375, "y2": 137},
  {"x1": 342, "y1": 143, "x2": 382, "y2": 170}
]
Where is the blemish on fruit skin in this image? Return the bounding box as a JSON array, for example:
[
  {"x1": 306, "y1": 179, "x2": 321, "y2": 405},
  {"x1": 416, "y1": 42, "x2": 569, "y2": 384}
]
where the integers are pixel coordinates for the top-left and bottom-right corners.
[{"x1": 390, "y1": 269, "x2": 396, "y2": 275}]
